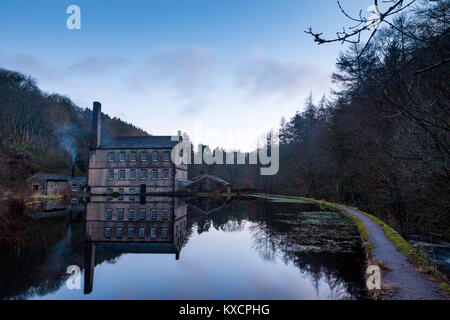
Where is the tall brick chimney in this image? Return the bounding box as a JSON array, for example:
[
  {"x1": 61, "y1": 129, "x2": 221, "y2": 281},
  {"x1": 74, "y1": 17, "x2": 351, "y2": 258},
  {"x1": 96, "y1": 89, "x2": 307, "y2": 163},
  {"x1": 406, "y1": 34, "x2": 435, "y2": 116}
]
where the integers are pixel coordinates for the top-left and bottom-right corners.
[{"x1": 91, "y1": 101, "x2": 101, "y2": 148}]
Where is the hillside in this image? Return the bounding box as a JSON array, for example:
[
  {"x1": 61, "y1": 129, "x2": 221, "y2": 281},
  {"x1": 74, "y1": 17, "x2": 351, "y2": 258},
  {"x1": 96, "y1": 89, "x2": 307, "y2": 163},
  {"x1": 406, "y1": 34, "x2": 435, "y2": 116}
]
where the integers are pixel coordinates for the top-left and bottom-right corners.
[{"x1": 0, "y1": 68, "x2": 148, "y2": 190}]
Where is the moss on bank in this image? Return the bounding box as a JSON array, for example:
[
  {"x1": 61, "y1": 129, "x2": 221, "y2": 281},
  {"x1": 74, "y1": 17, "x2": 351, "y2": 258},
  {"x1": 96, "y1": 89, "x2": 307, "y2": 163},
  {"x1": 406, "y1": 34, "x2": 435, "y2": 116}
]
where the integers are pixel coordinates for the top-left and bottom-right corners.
[{"x1": 351, "y1": 207, "x2": 449, "y2": 294}]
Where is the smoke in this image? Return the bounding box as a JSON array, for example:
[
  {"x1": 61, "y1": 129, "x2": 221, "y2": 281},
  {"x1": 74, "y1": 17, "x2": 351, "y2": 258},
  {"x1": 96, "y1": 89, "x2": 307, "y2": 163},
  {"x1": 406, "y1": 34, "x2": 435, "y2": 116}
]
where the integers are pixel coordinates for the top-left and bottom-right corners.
[{"x1": 54, "y1": 123, "x2": 78, "y2": 165}]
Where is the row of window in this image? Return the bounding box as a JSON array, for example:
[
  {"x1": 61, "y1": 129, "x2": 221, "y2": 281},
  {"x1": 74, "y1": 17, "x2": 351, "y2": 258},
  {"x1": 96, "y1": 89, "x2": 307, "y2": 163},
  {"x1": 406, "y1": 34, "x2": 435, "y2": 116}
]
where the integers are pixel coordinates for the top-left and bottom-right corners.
[
  {"x1": 106, "y1": 188, "x2": 136, "y2": 201},
  {"x1": 107, "y1": 168, "x2": 170, "y2": 181},
  {"x1": 105, "y1": 208, "x2": 170, "y2": 221},
  {"x1": 108, "y1": 151, "x2": 170, "y2": 163},
  {"x1": 104, "y1": 227, "x2": 169, "y2": 239}
]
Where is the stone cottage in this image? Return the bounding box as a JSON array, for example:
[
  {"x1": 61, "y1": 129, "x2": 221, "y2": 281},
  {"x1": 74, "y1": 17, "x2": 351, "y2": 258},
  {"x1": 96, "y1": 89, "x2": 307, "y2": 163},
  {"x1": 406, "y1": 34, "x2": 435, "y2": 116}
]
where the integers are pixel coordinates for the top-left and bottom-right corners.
[{"x1": 26, "y1": 173, "x2": 86, "y2": 196}]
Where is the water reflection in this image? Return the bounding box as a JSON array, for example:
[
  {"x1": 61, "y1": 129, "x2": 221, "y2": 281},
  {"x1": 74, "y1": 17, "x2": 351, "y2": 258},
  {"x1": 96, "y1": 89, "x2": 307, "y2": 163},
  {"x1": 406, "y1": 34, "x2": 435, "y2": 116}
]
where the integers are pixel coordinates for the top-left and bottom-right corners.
[
  {"x1": 1, "y1": 196, "x2": 367, "y2": 300},
  {"x1": 84, "y1": 196, "x2": 188, "y2": 293},
  {"x1": 30, "y1": 198, "x2": 85, "y2": 219}
]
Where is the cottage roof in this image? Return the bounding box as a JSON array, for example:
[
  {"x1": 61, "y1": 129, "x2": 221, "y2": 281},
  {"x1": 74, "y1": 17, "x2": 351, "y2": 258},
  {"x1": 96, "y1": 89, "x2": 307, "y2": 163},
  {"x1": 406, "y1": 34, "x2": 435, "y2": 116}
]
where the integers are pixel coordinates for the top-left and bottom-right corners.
[
  {"x1": 191, "y1": 174, "x2": 232, "y2": 186},
  {"x1": 98, "y1": 136, "x2": 180, "y2": 149},
  {"x1": 175, "y1": 178, "x2": 193, "y2": 186}
]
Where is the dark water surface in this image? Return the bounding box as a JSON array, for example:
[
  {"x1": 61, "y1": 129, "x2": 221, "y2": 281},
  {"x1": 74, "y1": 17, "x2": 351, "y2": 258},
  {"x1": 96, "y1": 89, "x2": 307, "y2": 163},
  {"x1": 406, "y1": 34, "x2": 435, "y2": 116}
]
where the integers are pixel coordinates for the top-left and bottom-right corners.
[{"x1": 0, "y1": 197, "x2": 367, "y2": 300}]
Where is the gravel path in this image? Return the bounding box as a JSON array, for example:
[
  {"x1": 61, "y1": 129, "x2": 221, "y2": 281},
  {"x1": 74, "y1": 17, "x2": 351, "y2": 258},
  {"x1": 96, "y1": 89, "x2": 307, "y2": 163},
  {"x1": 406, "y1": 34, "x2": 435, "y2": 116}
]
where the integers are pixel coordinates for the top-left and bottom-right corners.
[{"x1": 339, "y1": 205, "x2": 448, "y2": 300}]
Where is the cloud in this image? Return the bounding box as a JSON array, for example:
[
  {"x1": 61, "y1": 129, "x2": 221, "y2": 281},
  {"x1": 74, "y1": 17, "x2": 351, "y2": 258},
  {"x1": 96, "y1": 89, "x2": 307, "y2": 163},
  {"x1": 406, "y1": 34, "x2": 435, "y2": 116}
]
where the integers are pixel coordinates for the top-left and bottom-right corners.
[
  {"x1": 67, "y1": 56, "x2": 128, "y2": 75},
  {"x1": 0, "y1": 53, "x2": 128, "y2": 82},
  {"x1": 0, "y1": 53, "x2": 55, "y2": 80},
  {"x1": 236, "y1": 58, "x2": 330, "y2": 100},
  {"x1": 130, "y1": 46, "x2": 215, "y2": 116}
]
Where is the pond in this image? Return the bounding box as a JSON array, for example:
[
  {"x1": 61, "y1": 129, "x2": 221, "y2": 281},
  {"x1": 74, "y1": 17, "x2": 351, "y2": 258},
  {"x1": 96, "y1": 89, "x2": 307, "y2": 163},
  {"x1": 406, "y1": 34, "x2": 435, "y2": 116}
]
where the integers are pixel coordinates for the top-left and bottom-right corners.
[{"x1": 0, "y1": 196, "x2": 367, "y2": 300}]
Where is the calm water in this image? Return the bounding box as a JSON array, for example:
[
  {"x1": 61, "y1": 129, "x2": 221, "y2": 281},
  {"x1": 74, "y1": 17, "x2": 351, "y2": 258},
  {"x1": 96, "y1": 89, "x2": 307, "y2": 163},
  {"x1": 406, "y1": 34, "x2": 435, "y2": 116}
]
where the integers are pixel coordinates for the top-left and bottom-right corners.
[{"x1": 0, "y1": 196, "x2": 367, "y2": 300}]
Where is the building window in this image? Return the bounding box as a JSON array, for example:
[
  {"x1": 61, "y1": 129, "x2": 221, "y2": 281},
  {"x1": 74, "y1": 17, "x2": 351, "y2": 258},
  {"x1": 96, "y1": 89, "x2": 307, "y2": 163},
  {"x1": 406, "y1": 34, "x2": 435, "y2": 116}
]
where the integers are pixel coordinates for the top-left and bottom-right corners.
[
  {"x1": 71, "y1": 198, "x2": 78, "y2": 206},
  {"x1": 152, "y1": 151, "x2": 159, "y2": 162},
  {"x1": 139, "y1": 228, "x2": 145, "y2": 239},
  {"x1": 162, "y1": 169, "x2": 169, "y2": 180},
  {"x1": 108, "y1": 152, "x2": 115, "y2": 162},
  {"x1": 117, "y1": 208, "x2": 124, "y2": 220},
  {"x1": 163, "y1": 151, "x2": 170, "y2": 162},
  {"x1": 128, "y1": 228, "x2": 135, "y2": 239},
  {"x1": 118, "y1": 188, "x2": 124, "y2": 200},
  {"x1": 120, "y1": 151, "x2": 126, "y2": 162},
  {"x1": 128, "y1": 208, "x2": 135, "y2": 220},
  {"x1": 118, "y1": 169, "x2": 125, "y2": 180},
  {"x1": 129, "y1": 188, "x2": 136, "y2": 201},
  {"x1": 130, "y1": 151, "x2": 137, "y2": 162},
  {"x1": 150, "y1": 227, "x2": 157, "y2": 239},
  {"x1": 129, "y1": 168, "x2": 136, "y2": 180},
  {"x1": 161, "y1": 228, "x2": 168, "y2": 239},
  {"x1": 141, "y1": 169, "x2": 147, "y2": 180},
  {"x1": 107, "y1": 170, "x2": 114, "y2": 181},
  {"x1": 116, "y1": 228, "x2": 123, "y2": 239},
  {"x1": 105, "y1": 208, "x2": 113, "y2": 220},
  {"x1": 139, "y1": 208, "x2": 146, "y2": 220},
  {"x1": 72, "y1": 184, "x2": 78, "y2": 192},
  {"x1": 150, "y1": 209, "x2": 158, "y2": 220},
  {"x1": 107, "y1": 188, "x2": 113, "y2": 201},
  {"x1": 151, "y1": 169, "x2": 158, "y2": 180},
  {"x1": 161, "y1": 209, "x2": 169, "y2": 220},
  {"x1": 105, "y1": 228, "x2": 112, "y2": 238},
  {"x1": 141, "y1": 151, "x2": 148, "y2": 162}
]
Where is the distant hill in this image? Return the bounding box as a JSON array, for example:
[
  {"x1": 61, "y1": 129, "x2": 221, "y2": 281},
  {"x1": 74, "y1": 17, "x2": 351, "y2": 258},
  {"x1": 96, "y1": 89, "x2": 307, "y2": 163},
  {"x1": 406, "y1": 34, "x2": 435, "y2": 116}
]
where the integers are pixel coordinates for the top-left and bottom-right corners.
[{"x1": 0, "y1": 68, "x2": 148, "y2": 190}]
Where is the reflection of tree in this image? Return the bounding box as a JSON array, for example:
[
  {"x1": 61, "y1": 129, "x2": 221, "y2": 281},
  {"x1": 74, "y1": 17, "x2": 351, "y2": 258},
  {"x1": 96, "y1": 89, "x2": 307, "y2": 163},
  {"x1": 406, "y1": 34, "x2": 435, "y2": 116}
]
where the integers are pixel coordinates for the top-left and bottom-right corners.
[
  {"x1": 185, "y1": 198, "x2": 367, "y2": 299},
  {"x1": 196, "y1": 219, "x2": 211, "y2": 234},
  {"x1": 0, "y1": 213, "x2": 85, "y2": 299},
  {"x1": 324, "y1": 272, "x2": 349, "y2": 300},
  {"x1": 220, "y1": 219, "x2": 244, "y2": 233},
  {"x1": 0, "y1": 212, "x2": 122, "y2": 300},
  {"x1": 249, "y1": 222, "x2": 278, "y2": 262},
  {"x1": 247, "y1": 201, "x2": 367, "y2": 299}
]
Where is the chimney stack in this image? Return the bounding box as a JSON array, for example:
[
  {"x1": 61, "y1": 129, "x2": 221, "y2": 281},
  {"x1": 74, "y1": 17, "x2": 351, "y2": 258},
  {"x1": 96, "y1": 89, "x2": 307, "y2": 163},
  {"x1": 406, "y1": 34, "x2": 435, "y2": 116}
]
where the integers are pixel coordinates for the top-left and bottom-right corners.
[{"x1": 91, "y1": 102, "x2": 102, "y2": 148}]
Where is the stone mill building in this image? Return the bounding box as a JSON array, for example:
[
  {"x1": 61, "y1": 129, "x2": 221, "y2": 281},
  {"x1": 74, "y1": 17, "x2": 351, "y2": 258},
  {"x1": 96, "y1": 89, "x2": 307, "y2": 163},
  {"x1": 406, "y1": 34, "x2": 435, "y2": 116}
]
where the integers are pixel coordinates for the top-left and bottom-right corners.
[{"x1": 87, "y1": 102, "x2": 187, "y2": 195}]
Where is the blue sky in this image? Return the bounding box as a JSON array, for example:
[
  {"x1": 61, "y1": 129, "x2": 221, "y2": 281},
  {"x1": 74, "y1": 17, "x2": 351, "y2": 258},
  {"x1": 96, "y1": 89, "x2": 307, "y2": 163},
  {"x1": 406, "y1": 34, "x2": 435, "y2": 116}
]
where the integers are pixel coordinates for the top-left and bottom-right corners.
[{"x1": 0, "y1": 0, "x2": 373, "y2": 150}]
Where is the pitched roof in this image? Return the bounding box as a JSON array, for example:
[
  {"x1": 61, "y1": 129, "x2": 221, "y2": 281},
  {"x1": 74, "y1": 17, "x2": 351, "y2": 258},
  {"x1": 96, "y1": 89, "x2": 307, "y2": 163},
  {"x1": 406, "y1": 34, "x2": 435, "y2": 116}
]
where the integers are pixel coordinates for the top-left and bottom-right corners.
[
  {"x1": 190, "y1": 174, "x2": 232, "y2": 186},
  {"x1": 175, "y1": 178, "x2": 192, "y2": 186},
  {"x1": 98, "y1": 136, "x2": 180, "y2": 149}
]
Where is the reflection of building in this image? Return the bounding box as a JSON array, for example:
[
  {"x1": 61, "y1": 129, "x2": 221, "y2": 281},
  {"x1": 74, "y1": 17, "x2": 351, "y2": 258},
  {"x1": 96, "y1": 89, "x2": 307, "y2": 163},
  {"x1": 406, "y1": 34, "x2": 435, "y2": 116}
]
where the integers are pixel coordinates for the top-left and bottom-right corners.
[
  {"x1": 30, "y1": 199, "x2": 85, "y2": 219},
  {"x1": 87, "y1": 102, "x2": 187, "y2": 195},
  {"x1": 26, "y1": 174, "x2": 86, "y2": 196},
  {"x1": 176, "y1": 174, "x2": 232, "y2": 194},
  {"x1": 84, "y1": 196, "x2": 187, "y2": 294},
  {"x1": 189, "y1": 196, "x2": 232, "y2": 215}
]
